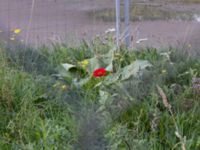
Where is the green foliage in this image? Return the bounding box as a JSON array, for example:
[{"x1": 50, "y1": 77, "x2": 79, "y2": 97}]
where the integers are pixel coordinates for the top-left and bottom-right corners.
[
  {"x1": 0, "y1": 39, "x2": 200, "y2": 149},
  {"x1": 0, "y1": 48, "x2": 77, "y2": 149}
]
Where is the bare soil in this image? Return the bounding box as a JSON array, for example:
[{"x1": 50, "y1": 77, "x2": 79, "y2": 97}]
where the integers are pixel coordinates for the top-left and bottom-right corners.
[{"x1": 0, "y1": 0, "x2": 200, "y2": 50}]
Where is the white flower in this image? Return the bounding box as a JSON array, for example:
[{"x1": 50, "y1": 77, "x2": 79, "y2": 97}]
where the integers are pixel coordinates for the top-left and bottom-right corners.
[{"x1": 105, "y1": 28, "x2": 116, "y2": 34}]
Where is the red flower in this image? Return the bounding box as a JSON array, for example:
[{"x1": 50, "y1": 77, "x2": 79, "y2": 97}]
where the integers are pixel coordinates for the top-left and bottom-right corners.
[{"x1": 93, "y1": 68, "x2": 107, "y2": 78}]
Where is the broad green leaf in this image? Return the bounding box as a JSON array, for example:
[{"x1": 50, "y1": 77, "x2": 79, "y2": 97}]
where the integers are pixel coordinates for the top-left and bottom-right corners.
[
  {"x1": 105, "y1": 72, "x2": 121, "y2": 85},
  {"x1": 56, "y1": 65, "x2": 73, "y2": 81},
  {"x1": 102, "y1": 48, "x2": 114, "y2": 65},
  {"x1": 59, "y1": 63, "x2": 84, "y2": 83},
  {"x1": 106, "y1": 63, "x2": 113, "y2": 72},
  {"x1": 98, "y1": 90, "x2": 115, "y2": 114},
  {"x1": 99, "y1": 90, "x2": 110, "y2": 105},
  {"x1": 104, "y1": 60, "x2": 152, "y2": 85},
  {"x1": 59, "y1": 63, "x2": 78, "y2": 80},
  {"x1": 120, "y1": 60, "x2": 152, "y2": 80},
  {"x1": 73, "y1": 77, "x2": 90, "y2": 87},
  {"x1": 87, "y1": 49, "x2": 114, "y2": 73},
  {"x1": 87, "y1": 56, "x2": 101, "y2": 74},
  {"x1": 62, "y1": 63, "x2": 76, "y2": 71}
]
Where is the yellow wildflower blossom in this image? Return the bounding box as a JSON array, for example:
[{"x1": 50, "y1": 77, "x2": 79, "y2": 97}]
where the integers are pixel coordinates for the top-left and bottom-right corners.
[
  {"x1": 78, "y1": 59, "x2": 89, "y2": 68},
  {"x1": 13, "y1": 28, "x2": 21, "y2": 34},
  {"x1": 61, "y1": 85, "x2": 67, "y2": 90},
  {"x1": 161, "y1": 69, "x2": 167, "y2": 74}
]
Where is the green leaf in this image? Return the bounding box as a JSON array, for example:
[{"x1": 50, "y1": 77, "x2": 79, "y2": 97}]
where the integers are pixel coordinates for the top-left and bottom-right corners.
[
  {"x1": 57, "y1": 63, "x2": 85, "y2": 83},
  {"x1": 73, "y1": 77, "x2": 90, "y2": 87},
  {"x1": 98, "y1": 90, "x2": 115, "y2": 114},
  {"x1": 106, "y1": 63, "x2": 113, "y2": 72},
  {"x1": 87, "y1": 57, "x2": 101, "y2": 74},
  {"x1": 99, "y1": 90, "x2": 110, "y2": 105},
  {"x1": 87, "y1": 49, "x2": 114, "y2": 73},
  {"x1": 104, "y1": 60, "x2": 152, "y2": 85},
  {"x1": 120, "y1": 60, "x2": 152, "y2": 80},
  {"x1": 62, "y1": 63, "x2": 76, "y2": 71},
  {"x1": 105, "y1": 72, "x2": 121, "y2": 85},
  {"x1": 102, "y1": 48, "x2": 114, "y2": 65}
]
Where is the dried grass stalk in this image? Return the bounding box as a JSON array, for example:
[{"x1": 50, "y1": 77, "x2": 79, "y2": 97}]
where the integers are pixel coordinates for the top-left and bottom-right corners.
[
  {"x1": 156, "y1": 85, "x2": 186, "y2": 150},
  {"x1": 156, "y1": 85, "x2": 172, "y2": 110}
]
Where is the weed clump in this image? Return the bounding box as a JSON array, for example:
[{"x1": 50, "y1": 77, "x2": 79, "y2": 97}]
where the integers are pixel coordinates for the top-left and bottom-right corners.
[{"x1": 0, "y1": 39, "x2": 199, "y2": 149}]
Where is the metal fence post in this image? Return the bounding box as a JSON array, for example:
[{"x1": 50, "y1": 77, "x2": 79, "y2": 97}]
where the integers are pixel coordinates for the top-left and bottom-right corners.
[
  {"x1": 124, "y1": 0, "x2": 130, "y2": 48},
  {"x1": 116, "y1": 0, "x2": 121, "y2": 48}
]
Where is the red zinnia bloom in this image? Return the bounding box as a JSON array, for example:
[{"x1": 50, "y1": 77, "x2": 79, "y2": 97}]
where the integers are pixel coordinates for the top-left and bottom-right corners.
[{"x1": 93, "y1": 68, "x2": 107, "y2": 78}]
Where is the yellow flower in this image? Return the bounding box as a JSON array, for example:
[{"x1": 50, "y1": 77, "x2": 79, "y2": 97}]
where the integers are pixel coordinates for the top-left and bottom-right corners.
[
  {"x1": 61, "y1": 85, "x2": 67, "y2": 90},
  {"x1": 161, "y1": 69, "x2": 167, "y2": 74},
  {"x1": 13, "y1": 28, "x2": 21, "y2": 34},
  {"x1": 78, "y1": 59, "x2": 89, "y2": 68}
]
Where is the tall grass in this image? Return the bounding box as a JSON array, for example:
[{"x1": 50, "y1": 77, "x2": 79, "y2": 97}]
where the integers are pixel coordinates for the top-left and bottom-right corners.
[{"x1": 0, "y1": 39, "x2": 199, "y2": 149}]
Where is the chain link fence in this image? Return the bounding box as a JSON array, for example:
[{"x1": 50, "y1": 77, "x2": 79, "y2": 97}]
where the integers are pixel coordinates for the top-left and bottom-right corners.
[{"x1": 0, "y1": 0, "x2": 200, "y2": 49}]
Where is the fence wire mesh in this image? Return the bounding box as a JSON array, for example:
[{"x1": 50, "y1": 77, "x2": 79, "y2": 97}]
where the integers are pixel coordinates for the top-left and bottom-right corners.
[{"x1": 0, "y1": 0, "x2": 200, "y2": 49}]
